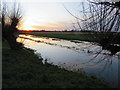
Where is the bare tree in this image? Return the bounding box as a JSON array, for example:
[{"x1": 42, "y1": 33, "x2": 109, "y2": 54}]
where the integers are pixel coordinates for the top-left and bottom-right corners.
[
  {"x1": 64, "y1": 1, "x2": 120, "y2": 55},
  {"x1": 1, "y1": 1, "x2": 23, "y2": 49}
]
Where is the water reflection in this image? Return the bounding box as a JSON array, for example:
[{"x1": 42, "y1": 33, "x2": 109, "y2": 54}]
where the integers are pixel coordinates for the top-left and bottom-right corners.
[{"x1": 17, "y1": 34, "x2": 119, "y2": 87}]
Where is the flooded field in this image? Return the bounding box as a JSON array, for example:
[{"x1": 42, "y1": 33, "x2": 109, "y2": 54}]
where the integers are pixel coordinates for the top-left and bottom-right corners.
[{"x1": 17, "y1": 34, "x2": 120, "y2": 87}]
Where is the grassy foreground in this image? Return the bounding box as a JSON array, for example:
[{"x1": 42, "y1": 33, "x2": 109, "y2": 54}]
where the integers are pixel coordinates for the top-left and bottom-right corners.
[{"x1": 2, "y1": 41, "x2": 110, "y2": 88}]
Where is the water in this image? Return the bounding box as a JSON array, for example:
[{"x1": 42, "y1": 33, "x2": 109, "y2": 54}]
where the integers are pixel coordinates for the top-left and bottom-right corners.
[{"x1": 17, "y1": 34, "x2": 119, "y2": 87}]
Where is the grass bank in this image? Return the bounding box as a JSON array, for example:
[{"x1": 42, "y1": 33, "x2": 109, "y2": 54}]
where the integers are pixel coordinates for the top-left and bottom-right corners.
[
  {"x1": 28, "y1": 32, "x2": 95, "y2": 42},
  {"x1": 3, "y1": 41, "x2": 110, "y2": 88}
]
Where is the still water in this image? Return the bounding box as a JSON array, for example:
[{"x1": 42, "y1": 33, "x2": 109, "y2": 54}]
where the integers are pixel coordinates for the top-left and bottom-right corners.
[{"x1": 17, "y1": 34, "x2": 120, "y2": 87}]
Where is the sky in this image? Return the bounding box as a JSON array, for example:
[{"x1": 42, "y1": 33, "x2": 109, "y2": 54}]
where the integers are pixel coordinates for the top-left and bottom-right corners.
[
  {"x1": 4, "y1": 0, "x2": 88, "y2": 31},
  {"x1": 3, "y1": 0, "x2": 120, "y2": 31}
]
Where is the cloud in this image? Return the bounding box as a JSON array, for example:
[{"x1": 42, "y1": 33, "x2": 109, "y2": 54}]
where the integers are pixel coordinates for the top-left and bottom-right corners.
[{"x1": 31, "y1": 22, "x2": 72, "y2": 30}]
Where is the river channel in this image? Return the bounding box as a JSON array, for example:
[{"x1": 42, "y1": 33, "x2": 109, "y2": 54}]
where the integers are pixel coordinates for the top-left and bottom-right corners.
[{"x1": 17, "y1": 34, "x2": 120, "y2": 87}]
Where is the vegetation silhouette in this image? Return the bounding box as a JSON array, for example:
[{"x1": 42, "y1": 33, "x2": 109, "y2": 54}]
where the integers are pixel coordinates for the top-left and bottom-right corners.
[
  {"x1": 1, "y1": 1, "x2": 23, "y2": 50},
  {"x1": 64, "y1": 1, "x2": 120, "y2": 55}
]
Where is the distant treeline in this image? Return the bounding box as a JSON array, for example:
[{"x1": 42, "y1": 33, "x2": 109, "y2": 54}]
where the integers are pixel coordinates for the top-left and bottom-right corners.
[{"x1": 19, "y1": 30, "x2": 120, "y2": 34}]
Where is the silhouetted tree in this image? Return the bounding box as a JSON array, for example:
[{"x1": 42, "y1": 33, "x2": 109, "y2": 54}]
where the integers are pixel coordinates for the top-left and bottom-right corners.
[
  {"x1": 1, "y1": 1, "x2": 23, "y2": 49},
  {"x1": 87, "y1": 1, "x2": 120, "y2": 55},
  {"x1": 64, "y1": 1, "x2": 120, "y2": 55}
]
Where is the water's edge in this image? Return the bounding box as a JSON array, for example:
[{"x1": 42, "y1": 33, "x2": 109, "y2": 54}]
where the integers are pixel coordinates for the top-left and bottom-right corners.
[{"x1": 17, "y1": 34, "x2": 119, "y2": 87}]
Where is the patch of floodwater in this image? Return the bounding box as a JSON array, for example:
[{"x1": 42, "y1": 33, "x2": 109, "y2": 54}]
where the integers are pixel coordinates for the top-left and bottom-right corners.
[{"x1": 17, "y1": 34, "x2": 119, "y2": 87}]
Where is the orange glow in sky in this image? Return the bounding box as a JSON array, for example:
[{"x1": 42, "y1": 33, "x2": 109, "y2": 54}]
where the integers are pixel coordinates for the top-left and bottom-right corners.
[{"x1": 15, "y1": 1, "x2": 83, "y2": 31}]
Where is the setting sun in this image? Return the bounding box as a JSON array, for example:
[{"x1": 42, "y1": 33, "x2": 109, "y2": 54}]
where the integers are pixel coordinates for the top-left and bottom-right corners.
[
  {"x1": 17, "y1": 25, "x2": 36, "y2": 30},
  {"x1": 16, "y1": 2, "x2": 78, "y2": 31}
]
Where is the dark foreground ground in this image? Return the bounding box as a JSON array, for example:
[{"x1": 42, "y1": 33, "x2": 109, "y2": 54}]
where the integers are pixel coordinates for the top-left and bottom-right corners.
[{"x1": 2, "y1": 40, "x2": 110, "y2": 88}]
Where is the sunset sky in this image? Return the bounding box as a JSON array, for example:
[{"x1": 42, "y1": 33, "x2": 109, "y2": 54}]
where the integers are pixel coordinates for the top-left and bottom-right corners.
[{"x1": 6, "y1": 0, "x2": 88, "y2": 31}]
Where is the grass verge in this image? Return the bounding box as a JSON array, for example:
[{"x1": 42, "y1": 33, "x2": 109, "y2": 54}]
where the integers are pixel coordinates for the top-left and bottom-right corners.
[
  {"x1": 28, "y1": 32, "x2": 95, "y2": 42},
  {"x1": 2, "y1": 41, "x2": 110, "y2": 88}
]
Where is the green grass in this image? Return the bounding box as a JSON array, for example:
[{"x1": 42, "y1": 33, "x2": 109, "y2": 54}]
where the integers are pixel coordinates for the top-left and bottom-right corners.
[
  {"x1": 29, "y1": 32, "x2": 95, "y2": 42},
  {"x1": 2, "y1": 41, "x2": 110, "y2": 88},
  {"x1": 28, "y1": 32, "x2": 120, "y2": 44}
]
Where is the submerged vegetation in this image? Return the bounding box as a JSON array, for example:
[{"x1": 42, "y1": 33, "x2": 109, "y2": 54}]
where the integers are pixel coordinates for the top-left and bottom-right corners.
[
  {"x1": 28, "y1": 31, "x2": 120, "y2": 55},
  {"x1": 28, "y1": 31, "x2": 120, "y2": 45},
  {"x1": 28, "y1": 32, "x2": 95, "y2": 42},
  {"x1": 2, "y1": 41, "x2": 110, "y2": 88}
]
